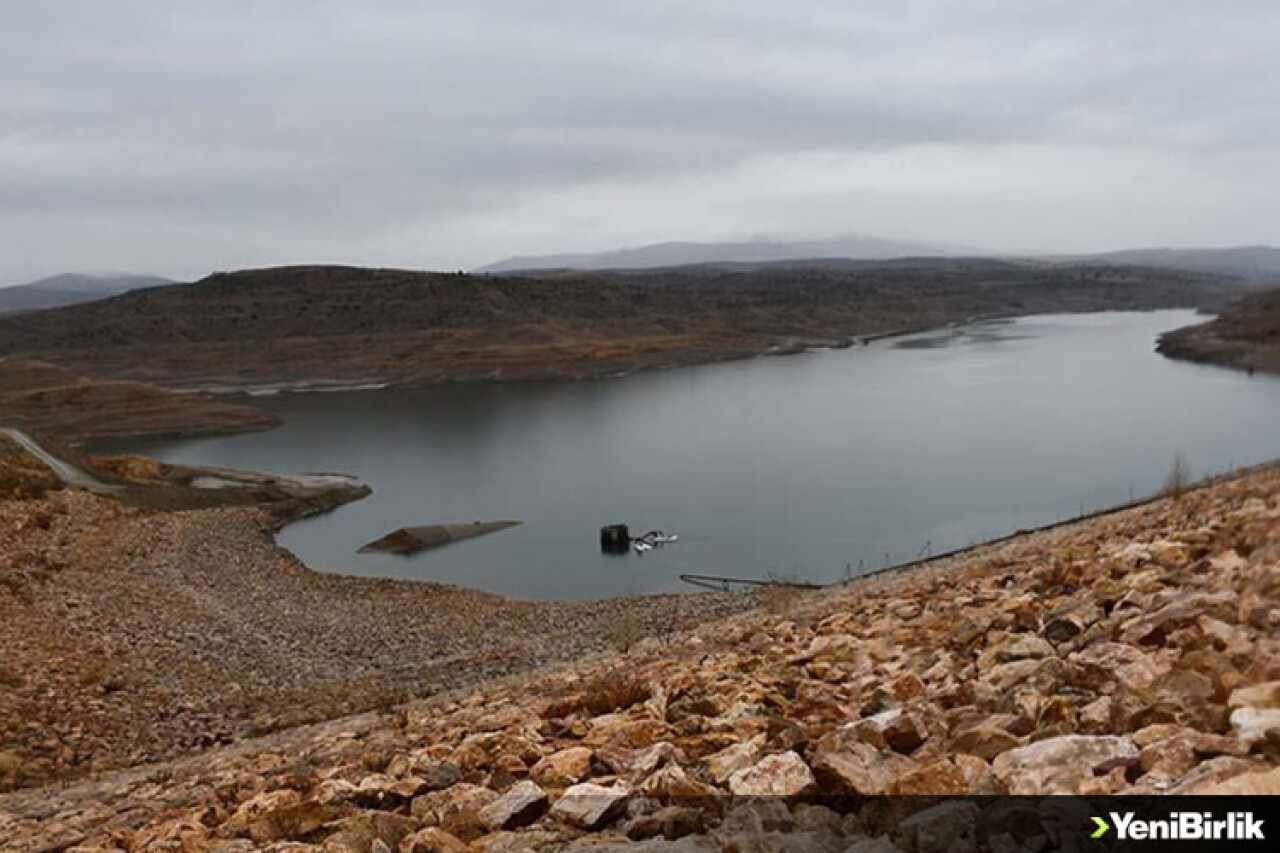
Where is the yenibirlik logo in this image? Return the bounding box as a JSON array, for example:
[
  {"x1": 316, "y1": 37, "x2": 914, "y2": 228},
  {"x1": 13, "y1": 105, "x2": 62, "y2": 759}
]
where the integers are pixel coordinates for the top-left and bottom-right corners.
[{"x1": 1092, "y1": 811, "x2": 1265, "y2": 842}]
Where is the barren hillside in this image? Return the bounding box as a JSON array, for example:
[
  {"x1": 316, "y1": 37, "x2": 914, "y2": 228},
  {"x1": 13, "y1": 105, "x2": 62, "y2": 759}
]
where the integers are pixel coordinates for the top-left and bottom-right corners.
[
  {"x1": 0, "y1": 261, "x2": 1237, "y2": 395},
  {"x1": 1158, "y1": 288, "x2": 1280, "y2": 375}
]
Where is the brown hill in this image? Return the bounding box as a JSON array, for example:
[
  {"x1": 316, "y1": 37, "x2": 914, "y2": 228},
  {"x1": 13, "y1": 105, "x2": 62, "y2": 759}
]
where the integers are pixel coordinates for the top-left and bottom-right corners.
[
  {"x1": 0, "y1": 261, "x2": 1238, "y2": 394},
  {"x1": 1158, "y1": 288, "x2": 1280, "y2": 375}
]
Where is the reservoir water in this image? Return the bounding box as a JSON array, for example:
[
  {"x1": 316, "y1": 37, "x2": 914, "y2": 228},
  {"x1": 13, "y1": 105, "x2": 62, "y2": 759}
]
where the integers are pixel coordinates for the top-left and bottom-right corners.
[{"x1": 100, "y1": 310, "x2": 1280, "y2": 600}]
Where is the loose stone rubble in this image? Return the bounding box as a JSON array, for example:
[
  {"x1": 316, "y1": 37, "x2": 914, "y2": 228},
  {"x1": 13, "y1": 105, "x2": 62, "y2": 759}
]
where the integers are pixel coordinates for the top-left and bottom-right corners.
[
  {"x1": 0, "y1": 487, "x2": 748, "y2": 793},
  {"x1": 0, "y1": 465, "x2": 1276, "y2": 851}
]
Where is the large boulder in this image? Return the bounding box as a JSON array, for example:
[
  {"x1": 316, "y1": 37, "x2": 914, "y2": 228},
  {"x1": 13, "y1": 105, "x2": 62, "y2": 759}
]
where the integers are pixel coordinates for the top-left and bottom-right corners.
[
  {"x1": 1184, "y1": 766, "x2": 1280, "y2": 795},
  {"x1": 705, "y1": 734, "x2": 766, "y2": 784},
  {"x1": 991, "y1": 735, "x2": 1138, "y2": 794},
  {"x1": 224, "y1": 789, "x2": 301, "y2": 838},
  {"x1": 402, "y1": 827, "x2": 470, "y2": 853},
  {"x1": 1229, "y1": 681, "x2": 1280, "y2": 711},
  {"x1": 1230, "y1": 708, "x2": 1280, "y2": 748},
  {"x1": 1069, "y1": 643, "x2": 1169, "y2": 693},
  {"x1": 848, "y1": 709, "x2": 928, "y2": 754},
  {"x1": 597, "y1": 742, "x2": 684, "y2": 784},
  {"x1": 411, "y1": 783, "x2": 499, "y2": 840},
  {"x1": 478, "y1": 780, "x2": 548, "y2": 832},
  {"x1": 321, "y1": 812, "x2": 416, "y2": 853},
  {"x1": 636, "y1": 764, "x2": 720, "y2": 800},
  {"x1": 889, "y1": 760, "x2": 970, "y2": 796},
  {"x1": 809, "y1": 737, "x2": 916, "y2": 796},
  {"x1": 548, "y1": 782, "x2": 629, "y2": 830},
  {"x1": 726, "y1": 751, "x2": 816, "y2": 796},
  {"x1": 949, "y1": 725, "x2": 1021, "y2": 761},
  {"x1": 530, "y1": 746, "x2": 594, "y2": 789}
]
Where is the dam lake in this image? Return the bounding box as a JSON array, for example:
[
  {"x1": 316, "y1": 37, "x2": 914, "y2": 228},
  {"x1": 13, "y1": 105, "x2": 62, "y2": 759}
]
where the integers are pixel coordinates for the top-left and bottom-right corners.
[{"x1": 101, "y1": 310, "x2": 1280, "y2": 600}]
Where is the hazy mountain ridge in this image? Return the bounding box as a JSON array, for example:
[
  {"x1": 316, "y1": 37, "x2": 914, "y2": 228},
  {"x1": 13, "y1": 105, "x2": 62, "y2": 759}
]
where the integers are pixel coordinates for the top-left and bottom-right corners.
[
  {"x1": 0, "y1": 273, "x2": 172, "y2": 315},
  {"x1": 476, "y1": 236, "x2": 970, "y2": 273},
  {"x1": 1062, "y1": 246, "x2": 1280, "y2": 282},
  {"x1": 479, "y1": 238, "x2": 1280, "y2": 282}
]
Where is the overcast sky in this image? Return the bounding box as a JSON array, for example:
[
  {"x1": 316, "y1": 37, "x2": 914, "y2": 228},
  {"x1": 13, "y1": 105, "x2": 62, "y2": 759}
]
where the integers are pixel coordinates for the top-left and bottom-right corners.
[{"x1": 1, "y1": 1, "x2": 1277, "y2": 284}]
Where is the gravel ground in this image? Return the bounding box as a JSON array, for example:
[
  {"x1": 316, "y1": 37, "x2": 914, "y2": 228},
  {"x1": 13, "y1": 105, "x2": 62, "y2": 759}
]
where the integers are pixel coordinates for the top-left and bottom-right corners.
[{"x1": 0, "y1": 490, "x2": 749, "y2": 792}]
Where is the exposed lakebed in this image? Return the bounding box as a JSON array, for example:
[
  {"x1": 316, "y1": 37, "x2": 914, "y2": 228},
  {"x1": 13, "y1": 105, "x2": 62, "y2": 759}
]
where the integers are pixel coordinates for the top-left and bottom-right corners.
[{"x1": 99, "y1": 310, "x2": 1280, "y2": 600}]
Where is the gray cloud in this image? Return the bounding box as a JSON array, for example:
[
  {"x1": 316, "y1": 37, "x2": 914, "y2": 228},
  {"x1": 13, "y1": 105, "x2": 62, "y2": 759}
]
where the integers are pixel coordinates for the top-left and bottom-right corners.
[{"x1": 1, "y1": 0, "x2": 1277, "y2": 283}]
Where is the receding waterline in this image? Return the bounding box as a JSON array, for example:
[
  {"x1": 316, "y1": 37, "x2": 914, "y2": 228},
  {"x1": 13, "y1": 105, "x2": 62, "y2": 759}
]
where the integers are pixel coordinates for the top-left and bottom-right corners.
[{"x1": 99, "y1": 311, "x2": 1280, "y2": 600}]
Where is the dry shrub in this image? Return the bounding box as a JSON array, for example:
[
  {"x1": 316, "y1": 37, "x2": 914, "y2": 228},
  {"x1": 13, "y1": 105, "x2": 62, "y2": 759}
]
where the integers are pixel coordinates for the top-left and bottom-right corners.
[
  {"x1": 89, "y1": 453, "x2": 165, "y2": 483},
  {"x1": 609, "y1": 608, "x2": 643, "y2": 652},
  {"x1": 0, "y1": 440, "x2": 59, "y2": 500},
  {"x1": 1164, "y1": 453, "x2": 1192, "y2": 500},
  {"x1": 759, "y1": 572, "x2": 809, "y2": 615}
]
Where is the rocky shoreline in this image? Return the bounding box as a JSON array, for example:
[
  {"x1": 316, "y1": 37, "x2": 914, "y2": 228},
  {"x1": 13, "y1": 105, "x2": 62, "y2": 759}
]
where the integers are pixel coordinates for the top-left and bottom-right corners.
[{"x1": 2, "y1": 462, "x2": 1277, "y2": 850}]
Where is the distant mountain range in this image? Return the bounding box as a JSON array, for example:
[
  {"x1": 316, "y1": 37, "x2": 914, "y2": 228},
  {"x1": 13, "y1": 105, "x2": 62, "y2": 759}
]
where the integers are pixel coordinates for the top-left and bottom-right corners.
[
  {"x1": 0, "y1": 273, "x2": 172, "y2": 314},
  {"x1": 1063, "y1": 246, "x2": 1280, "y2": 281},
  {"x1": 476, "y1": 236, "x2": 971, "y2": 273},
  {"x1": 479, "y1": 238, "x2": 1280, "y2": 283},
  {"x1": 4, "y1": 243, "x2": 1275, "y2": 319}
]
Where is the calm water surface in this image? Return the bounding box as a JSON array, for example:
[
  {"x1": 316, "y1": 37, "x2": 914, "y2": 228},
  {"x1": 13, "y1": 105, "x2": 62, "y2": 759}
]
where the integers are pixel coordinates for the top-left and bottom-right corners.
[{"x1": 102, "y1": 311, "x2": 1280, "y2": 600}]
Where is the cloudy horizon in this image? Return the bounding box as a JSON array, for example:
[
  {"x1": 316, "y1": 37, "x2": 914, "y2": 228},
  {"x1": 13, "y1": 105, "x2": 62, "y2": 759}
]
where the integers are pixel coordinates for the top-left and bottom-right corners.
[{"x1": 2, "y1": 1, "x2": 1277, "y2": 285}]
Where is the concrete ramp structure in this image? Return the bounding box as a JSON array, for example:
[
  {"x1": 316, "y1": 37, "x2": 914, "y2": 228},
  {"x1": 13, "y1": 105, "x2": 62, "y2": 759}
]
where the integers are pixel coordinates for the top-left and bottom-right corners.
[{"x1": 359, "y1": 520, "x2": 522, "y2": 554}]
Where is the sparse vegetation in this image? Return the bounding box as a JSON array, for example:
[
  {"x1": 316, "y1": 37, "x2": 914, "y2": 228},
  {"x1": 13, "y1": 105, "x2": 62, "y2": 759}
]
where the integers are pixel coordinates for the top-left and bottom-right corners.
[
  {"x1": 608, "y1": 608, "x2": 644, "y2": 652},
  {"x1": 0, "y1": 436, "x2": 59, "y2": 499},
  {"x1": 1164, "y1": 452, "x2": 1192, "y2": 499},
  {"x1": 759, "y1": 571, "x2": 809, "y2": 615}
]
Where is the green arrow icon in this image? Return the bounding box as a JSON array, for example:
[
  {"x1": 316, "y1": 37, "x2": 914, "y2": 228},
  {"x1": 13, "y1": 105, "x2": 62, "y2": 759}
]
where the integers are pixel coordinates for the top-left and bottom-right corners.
[{"x1": 1091, "y1": 816, "x2": 1111, "y2": 838}]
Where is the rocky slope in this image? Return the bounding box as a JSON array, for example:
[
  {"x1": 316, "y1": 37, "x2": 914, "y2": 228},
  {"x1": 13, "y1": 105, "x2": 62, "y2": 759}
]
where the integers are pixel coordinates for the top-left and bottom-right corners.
[
  {"x1": 0, "y1": 459, "x2": 746, "y2": 796},
  {"x1": 0, "y1": 261, "x2": 1237, "y2": 397},
  {"x1": 2, "y1": 465, "x2": 1277, "y2": 851},
  {"x1": 1157, "y1": 288, "x2": 1280, "y2": 375}
]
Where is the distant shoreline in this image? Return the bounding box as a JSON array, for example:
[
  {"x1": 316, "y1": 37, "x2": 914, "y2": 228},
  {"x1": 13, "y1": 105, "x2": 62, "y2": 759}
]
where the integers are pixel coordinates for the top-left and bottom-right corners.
[{"x1": 0, "y1": 260, "x2": 1239, "y2": 440}]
